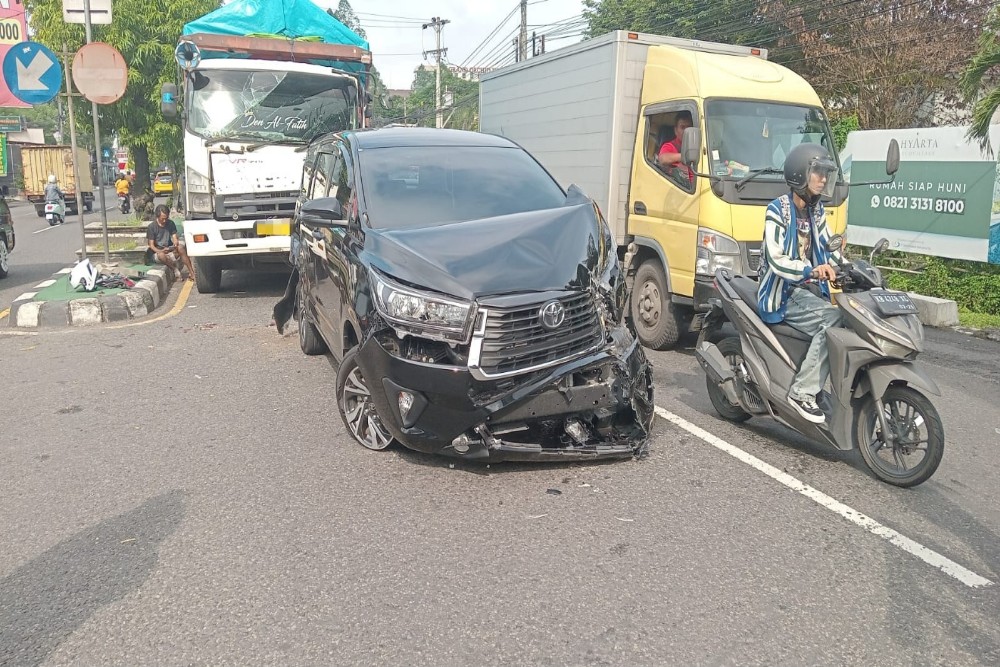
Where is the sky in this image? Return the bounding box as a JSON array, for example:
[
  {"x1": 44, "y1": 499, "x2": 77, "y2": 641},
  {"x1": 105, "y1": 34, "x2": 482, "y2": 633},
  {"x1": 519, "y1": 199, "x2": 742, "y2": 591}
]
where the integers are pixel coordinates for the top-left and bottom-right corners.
[{"x1": 312, "y1": 0, "x2": 587, "y2": 90}]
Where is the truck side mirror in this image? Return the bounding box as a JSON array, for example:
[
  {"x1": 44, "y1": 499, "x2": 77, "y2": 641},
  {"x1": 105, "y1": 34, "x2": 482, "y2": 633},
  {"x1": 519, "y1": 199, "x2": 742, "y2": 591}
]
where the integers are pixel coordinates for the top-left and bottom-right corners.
[
  {"x1": 681, "y1": 126, "x2": 702, "y2": 169},
  {"x1": 885, "y1": 138, "x2": 899, "y2": 176},
  {"x1": 161, "y1": 82, "x2": 178, "y2": 118}
]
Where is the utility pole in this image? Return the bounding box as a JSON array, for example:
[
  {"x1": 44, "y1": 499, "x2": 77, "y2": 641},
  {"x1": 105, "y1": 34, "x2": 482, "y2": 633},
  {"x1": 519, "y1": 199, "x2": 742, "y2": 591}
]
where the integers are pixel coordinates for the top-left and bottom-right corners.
[
  {"x1": 61, "y1": 43, "x2": 87, "y2": 259},
  {"x1": 519, "y1": 0, "x2": 528, "y2": 62},
  {"x1": 83, "y1": 0, "x2": 110, "y2": 264},
  {"x1": 422, "y1": 16, "x2": 449, "y2": 129}
]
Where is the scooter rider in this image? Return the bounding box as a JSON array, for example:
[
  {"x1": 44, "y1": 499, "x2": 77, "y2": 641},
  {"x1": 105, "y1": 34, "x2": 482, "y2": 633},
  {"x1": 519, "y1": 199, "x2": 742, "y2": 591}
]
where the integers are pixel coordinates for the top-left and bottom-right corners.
[
  {"x1": 756, "y1": 143, "x2": 844, "y2": 424},
  {"x1": 44, "y1": 174, "x2": 64, "y2": 204}
]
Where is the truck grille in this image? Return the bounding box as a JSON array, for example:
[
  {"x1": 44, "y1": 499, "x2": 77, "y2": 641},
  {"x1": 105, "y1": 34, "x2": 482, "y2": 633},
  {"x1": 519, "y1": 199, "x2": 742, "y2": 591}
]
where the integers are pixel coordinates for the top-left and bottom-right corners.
[
  {"x1": 476, "y1": 293, "x2": 603, "y2": 377},
  {"x1": 744, "y1": 242, "x2": 762, "y2": 274},
  {"x1": 216, "y1": 190, "x2": 297, "y2": 220}
]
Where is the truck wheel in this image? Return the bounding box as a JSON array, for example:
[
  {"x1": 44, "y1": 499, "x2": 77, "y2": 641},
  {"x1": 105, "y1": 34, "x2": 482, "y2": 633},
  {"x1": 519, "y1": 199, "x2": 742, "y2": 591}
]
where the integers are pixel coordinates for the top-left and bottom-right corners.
[
  {"x1": 631, "y1": 260, "x2": 683, "y2": 350},
  {"x1": 193, "y1": 257, "x2": 222, "y2": 294}
]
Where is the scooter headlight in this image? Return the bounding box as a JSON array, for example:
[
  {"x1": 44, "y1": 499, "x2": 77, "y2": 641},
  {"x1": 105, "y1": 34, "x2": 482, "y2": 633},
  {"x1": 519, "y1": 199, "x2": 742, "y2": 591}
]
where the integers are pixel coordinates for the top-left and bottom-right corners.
[{"x1": 873, "y1": 335, "x2": 914, "y2": 360}]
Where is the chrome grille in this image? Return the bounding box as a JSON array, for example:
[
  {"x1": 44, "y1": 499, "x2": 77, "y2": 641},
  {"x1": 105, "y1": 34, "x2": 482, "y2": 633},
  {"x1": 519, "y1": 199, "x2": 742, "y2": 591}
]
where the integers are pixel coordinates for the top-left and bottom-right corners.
[
  {"x1": 216, "y1": 190, "x2": 298, "y2": 219},
  {"x1": 476, "y1": 293, "x2": 603, "y2": 377}
]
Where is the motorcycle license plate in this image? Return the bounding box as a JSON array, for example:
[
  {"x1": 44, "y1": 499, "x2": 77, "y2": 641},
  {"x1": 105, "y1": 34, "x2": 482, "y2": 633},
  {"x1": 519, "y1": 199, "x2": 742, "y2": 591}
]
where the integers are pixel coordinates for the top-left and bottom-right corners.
[{"x1": 870, "y1": 291, "x2": 918, "y2": 316}]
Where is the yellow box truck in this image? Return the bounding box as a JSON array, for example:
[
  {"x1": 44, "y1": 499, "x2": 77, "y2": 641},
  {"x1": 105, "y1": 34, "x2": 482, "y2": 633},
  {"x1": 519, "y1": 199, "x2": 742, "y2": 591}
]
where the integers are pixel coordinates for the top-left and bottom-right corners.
[
  {"x1": 480, "y1": 31, "x2": 847, "y2": 349},
  {"x1": 21, "y1": 145, "x2": 95, "y2": 217}
]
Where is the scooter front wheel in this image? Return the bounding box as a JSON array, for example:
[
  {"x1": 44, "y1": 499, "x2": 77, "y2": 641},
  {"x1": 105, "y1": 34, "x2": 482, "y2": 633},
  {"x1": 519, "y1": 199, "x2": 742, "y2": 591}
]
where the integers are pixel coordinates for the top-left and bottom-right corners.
[
  {"x1": 705, "y1": 337, "x2": 752, "y2": 423},
  {"x1": 855, "y1": 386, "x2": 944, "y2": 487}
]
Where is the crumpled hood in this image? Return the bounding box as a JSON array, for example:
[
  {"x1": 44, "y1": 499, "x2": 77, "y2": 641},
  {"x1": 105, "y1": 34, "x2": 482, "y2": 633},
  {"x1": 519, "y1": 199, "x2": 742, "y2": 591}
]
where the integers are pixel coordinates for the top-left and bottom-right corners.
[{"x1": 362, "y1": 203, "x2": 604, "y2": 301}]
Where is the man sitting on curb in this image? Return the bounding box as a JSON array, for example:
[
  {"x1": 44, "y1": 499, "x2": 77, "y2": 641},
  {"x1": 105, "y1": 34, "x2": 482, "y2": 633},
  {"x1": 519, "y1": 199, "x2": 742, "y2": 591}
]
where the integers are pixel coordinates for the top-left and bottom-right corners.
[{"x1": 146, "y1": 204, "x2": 195, "y2": 282}]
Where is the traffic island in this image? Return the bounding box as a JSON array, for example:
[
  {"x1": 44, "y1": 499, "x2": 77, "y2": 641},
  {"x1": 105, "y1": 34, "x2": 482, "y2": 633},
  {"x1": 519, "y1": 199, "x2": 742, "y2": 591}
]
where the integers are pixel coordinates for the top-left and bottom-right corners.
[{"x1": 6, "y1": 262, "x2": 181, "y2": 329}]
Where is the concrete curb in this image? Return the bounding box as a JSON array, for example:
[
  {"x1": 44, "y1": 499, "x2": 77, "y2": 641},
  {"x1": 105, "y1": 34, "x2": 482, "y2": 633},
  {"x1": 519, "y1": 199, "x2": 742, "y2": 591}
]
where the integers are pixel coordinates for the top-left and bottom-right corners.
[
  {"x1": 6, "y1": 265, "x2": 179, "y2": 329},
  {"x1": 907, "y1": 293, "x2": 960, "y2": 328}
]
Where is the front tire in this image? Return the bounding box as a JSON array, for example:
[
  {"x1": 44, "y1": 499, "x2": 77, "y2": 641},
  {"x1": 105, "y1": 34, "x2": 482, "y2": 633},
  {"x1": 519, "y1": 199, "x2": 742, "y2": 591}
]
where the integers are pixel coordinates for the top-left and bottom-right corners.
[
  {"x1": 193, "y1": 257, "x2": 222, "y2": 294},
  {"x1": 631, "y1": 260, "x2": 684, "y2": 350},
  {"x1": 297, "y1": 284, "x2": 327, "y2": 356},
  {"x1": 336, "y1": 347, "x2": 395, "y2": 451},
  {"x1": 0, "y1": 237, "x2": 10, "y2": 278},
  {"x1": 855, "y1": 386, "x2": 944, "y2": 487},
  {"x1": 705, "y1": 336, "x2": 752, "y2": 423}
]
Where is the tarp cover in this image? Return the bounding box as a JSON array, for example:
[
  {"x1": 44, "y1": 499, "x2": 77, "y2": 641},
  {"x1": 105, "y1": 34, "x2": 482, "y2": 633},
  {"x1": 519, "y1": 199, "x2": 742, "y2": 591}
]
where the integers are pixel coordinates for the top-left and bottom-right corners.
[{"x1": 182, "y1": 0, "x2": 369, "y2": 69}]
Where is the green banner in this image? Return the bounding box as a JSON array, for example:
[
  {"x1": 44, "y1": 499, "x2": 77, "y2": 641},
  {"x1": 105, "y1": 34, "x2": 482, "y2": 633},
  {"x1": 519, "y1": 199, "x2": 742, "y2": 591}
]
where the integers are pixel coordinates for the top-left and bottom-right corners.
[
  {"x1": 0, "y1": 135, "x2": 7, "y2": 178},
  {"x1": 0, "y1": 115, "x2": 23, "y2": 133}
]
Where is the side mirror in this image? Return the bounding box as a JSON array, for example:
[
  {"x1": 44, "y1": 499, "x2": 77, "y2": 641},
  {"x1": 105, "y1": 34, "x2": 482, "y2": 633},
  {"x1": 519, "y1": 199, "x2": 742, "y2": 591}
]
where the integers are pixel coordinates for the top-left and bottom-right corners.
[
  {"x1": 299, "y1": 197, "x2": 344, "y2": 227},
  {"x1": 827, "y1": 234, "x2": 845, "y2": 254},
  {"x1": 870, "y1": 237, "x2": 890, "y2": 259},
  {"x1": 681, "y1": 126, "x2": 702, "y2": 169},
  {"x1": 161, "y1": 82, "x2": 178, "y2": 118},
  {"x1": 885, "y1": 138, "x2": 900, "y2": 176}
]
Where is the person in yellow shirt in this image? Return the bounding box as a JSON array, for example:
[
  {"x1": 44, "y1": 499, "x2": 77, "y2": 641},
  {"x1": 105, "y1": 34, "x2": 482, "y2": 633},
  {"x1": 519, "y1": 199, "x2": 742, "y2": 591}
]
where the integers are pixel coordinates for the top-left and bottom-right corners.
[{"x1": 115, "y1": 172, "x2": 130, "y2": 196}]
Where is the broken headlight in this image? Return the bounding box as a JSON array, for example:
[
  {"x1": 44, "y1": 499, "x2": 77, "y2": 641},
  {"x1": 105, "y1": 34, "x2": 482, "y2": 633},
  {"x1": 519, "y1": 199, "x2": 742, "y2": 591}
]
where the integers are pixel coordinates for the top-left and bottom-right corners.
[{"x1": 371, "y1": 270, "x2": 473, "y2": 342}]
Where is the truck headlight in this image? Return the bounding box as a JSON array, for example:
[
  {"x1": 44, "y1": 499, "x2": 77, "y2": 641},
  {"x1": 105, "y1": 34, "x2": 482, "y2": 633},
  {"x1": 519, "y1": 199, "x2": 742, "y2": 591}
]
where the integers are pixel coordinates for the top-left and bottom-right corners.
[
  {"x1": 186, "y1": 167, "x2": 210, "y2": 194},
  {"x1": 371, "y1": 271, "x2": 473, "y2": 342},
  {"x1": 696, "y1": 228, "x2": 742, "y2": 276},
  {"x1": 189, "y1": 193, "x2": 213, "y2": 214}
]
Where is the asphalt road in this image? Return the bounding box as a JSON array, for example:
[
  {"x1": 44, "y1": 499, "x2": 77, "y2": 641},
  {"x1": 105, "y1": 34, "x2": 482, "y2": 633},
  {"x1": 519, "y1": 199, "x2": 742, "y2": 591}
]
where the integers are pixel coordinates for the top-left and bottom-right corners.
[
  {"x1": 0, "y1": 272, "x2": 998, "y2": 666},
  {"x1": 0, "y1": 188, "x2": 138, "y2": 312}
]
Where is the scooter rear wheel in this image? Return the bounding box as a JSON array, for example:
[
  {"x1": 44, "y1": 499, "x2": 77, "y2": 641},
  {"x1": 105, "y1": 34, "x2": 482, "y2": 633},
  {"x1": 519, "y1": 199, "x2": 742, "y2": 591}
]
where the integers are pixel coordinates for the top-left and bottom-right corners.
[
  {"x1": 855, "y1": 386, "x2": 944, "y2": 487},
  {"x1": 706, "y1": 337, "x2": 752, "y2": 423}
]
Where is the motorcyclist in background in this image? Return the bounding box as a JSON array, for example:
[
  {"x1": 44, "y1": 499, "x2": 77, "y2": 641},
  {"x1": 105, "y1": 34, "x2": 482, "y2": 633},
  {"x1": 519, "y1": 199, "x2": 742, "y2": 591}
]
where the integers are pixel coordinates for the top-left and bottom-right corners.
[{"x1": 44, "y1": 175, "x2": 64, "y2": 204}]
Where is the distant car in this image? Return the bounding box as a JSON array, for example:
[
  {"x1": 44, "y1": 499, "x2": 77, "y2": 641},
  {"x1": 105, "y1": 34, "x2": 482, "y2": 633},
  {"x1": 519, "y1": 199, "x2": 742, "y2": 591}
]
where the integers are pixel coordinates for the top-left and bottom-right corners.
[
  {"x1": 0, "y1": 187, "x2": 14, "y2": 278},
  {"x1": 153, "y1": 171, "x2": 173, "y2": 195},
  {"x1": 293, "y1": 128, "x2": 654, "y2": 462}
]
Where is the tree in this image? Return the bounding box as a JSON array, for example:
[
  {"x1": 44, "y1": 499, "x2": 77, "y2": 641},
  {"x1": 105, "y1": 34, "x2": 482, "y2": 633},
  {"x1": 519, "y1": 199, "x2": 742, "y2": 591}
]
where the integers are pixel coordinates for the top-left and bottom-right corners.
[
  {"x1": 328, "y1": 1, "x2": 366, "y2": 40},
  {"x1": 583, "y1": 0, "x2": 773, "y2": 47},
  {"x1": 388, "y1": 66, "x2": 479, "y2": 130},
  {"x1": 26, "y1": 0, "x2": 220, "y2": 193},
  {"x1": 961, "y1": 6, "x2": 1000, "y2": 151}
]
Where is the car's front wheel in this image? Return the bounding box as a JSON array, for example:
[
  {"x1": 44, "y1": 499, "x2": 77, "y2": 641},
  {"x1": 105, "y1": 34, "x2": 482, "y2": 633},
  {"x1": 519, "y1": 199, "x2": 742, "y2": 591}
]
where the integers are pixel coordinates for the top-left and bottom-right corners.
[
  {"x1": 336, "y1": 347, "x2": 395, "y2": 451},
  {"x1": 0, "y1": 236, "x2": 10, "y2": 278}
]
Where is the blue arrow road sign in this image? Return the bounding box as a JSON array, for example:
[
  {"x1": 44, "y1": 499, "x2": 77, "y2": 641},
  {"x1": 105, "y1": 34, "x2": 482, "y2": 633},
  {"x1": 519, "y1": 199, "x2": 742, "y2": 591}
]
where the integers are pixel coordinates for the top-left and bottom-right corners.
[{"x1": 3, "y1": 41, "x2": 62, "y2": 106}]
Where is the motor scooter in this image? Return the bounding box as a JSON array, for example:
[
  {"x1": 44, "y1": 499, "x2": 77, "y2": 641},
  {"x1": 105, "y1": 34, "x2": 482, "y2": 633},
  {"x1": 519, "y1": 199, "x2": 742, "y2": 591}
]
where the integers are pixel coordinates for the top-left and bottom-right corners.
[
  {"x1": 695, "y1": 236, "x2": 944, "y2": 487},
  {"x1": 44, "y1": 199, "x2": 65, "y2": 226},
  {"x1": 119, "y1": 193, "x2": 130, "y2": 214}
]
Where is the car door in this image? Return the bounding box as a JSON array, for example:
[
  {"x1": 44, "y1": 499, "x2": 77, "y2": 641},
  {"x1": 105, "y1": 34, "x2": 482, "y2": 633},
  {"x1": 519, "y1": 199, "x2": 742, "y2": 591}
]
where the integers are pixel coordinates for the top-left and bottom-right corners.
[
  {"x1": 316, "y1": 142, "x2": 356, "y2": 361},
  {"x1": 298, "y1": 147, "x2": 334, "y2": 334}
]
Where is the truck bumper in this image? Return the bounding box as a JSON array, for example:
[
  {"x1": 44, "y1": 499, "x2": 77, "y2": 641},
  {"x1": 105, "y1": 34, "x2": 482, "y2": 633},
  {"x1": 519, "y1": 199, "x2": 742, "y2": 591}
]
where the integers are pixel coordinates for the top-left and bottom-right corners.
[{"x1": 183, "y1": 218, "x2": 291, "y2": 258}]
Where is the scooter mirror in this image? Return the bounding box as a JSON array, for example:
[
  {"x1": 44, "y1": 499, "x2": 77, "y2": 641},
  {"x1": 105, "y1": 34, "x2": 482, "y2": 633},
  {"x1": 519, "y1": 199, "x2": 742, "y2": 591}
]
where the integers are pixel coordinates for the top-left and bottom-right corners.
[
  {"x1": 827, "y1": 234, "x2": 845, "y2": 253},
  {"x1": 885, "y1": 139, "x2": 900, "y2": 176},
  {"x1": 874, "y1": 238, "x2": 890, "y2": 255}
]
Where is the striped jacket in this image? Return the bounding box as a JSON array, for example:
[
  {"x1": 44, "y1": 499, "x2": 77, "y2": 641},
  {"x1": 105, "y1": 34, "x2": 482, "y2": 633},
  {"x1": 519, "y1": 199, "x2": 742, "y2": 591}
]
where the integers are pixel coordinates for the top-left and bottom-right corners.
[{"x1": 756, "y1": 193, "x2": 843, "y2": 324}]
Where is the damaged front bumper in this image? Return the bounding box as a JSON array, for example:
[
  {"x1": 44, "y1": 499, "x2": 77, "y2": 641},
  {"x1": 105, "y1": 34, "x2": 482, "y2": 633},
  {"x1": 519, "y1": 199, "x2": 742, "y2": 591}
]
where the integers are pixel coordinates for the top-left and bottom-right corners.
[{"x1": 355, "y1": 324, "x2": 654, "y2": 462}]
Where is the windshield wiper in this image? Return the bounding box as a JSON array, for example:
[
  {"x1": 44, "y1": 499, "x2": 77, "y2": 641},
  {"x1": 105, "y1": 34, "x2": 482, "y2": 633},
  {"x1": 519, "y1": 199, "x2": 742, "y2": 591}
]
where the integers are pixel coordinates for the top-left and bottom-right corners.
[{"x1": 735, "y1": 167, "x2": 784, "y2": 191}]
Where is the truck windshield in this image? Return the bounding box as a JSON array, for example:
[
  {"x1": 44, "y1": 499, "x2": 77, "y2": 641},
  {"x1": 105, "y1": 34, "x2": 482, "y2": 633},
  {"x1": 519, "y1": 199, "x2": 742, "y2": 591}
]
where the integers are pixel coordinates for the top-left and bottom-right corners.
[
  {"x1": 187, "y1": 69, "x2": 357, "y2": 144},
  {"x1": 704, "y1": 100, "x2": 839, "y2": 181}
]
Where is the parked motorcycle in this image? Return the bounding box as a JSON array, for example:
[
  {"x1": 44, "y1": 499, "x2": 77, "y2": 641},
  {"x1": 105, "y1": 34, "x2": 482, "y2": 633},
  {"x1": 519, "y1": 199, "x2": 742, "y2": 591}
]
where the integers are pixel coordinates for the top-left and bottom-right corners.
[
  {"x1": 695, "y1": 236, "x2": 944, "y2": 487},
  {"x1": 119, "y1": 193, "x2": 130, "y2": 214},
  {"x1": 44, "y1": 199, "x2": 65, "y2": 226}
]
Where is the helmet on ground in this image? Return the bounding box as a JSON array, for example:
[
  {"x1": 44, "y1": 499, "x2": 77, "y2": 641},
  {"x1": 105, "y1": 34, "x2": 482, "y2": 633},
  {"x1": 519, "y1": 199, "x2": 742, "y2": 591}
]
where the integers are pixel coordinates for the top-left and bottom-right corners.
[
  {"x1": 48, "y1": 174, "x2": 57, "y2": 184},
  {"x1": 70, "y1": 259, "x2": 98, "y2": 291},
  {"x1": 783, "y1": 143, "x2": 838, "y2": 205}
]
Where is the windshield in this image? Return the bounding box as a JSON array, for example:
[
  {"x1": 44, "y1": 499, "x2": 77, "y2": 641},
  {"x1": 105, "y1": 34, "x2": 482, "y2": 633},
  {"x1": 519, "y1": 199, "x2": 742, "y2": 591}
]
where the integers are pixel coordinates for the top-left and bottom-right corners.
[
  {"x1": 187, "y1": 69, "x2": 358, "y2": 144},
  {"x1": 360, "y1": 146, "x2": 567, "y2": 230},
  {"x1": 704, "y1": 100, "x2": 838, "y2": 180}
]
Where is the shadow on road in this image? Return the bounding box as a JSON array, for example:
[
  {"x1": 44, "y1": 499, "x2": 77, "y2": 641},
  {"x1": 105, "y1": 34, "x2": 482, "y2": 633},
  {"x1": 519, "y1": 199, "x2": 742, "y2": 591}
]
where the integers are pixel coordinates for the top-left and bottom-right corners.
[{"x1": 0, "y1": 491, "x2": 185, "y2": 667}]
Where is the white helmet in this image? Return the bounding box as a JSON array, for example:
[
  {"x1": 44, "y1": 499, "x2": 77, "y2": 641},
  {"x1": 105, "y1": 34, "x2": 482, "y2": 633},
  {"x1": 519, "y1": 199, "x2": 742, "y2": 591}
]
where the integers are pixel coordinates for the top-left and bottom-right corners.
[
  {"x1": 48, "y1": 174, "x2": 57, "y2": 184},
  {"x1": 70, "y1": 259, "x2": 98, "y2": 291}
]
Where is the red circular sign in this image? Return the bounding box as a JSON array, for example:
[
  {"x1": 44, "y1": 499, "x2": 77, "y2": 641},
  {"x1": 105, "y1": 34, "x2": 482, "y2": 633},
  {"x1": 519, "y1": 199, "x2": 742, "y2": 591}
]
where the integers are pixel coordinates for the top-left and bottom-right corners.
[{"x1": 72, "y1": 42, "x2": 127, "y2": 105}]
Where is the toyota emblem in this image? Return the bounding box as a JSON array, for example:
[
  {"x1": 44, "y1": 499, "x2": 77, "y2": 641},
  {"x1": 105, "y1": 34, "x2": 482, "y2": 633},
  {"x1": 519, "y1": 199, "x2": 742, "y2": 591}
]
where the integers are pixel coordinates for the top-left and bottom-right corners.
[{"x1": 539, "y1": 300, "x2": 566, "y2": 330}]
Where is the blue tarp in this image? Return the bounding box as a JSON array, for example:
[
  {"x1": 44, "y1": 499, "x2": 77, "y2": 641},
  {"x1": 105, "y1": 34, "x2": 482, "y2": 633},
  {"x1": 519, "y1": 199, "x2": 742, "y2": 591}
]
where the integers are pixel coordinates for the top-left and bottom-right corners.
[{"x1": 182, "y1": 0, "x2": 369, "y2": 70}]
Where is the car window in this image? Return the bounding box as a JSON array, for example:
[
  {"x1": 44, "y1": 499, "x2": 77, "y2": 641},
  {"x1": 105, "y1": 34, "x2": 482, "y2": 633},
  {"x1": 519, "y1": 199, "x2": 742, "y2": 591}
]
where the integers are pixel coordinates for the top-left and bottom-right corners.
[
  {"x1": 359, "y1": 145, "x2": 566, "y2": 229},
  {"x1": 310, "y1": 151, "x2": 338, "y2": 200}
]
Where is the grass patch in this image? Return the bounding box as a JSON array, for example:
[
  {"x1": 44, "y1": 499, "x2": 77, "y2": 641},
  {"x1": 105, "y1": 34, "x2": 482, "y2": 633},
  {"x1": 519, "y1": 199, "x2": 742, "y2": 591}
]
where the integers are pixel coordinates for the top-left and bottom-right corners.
[
  {"x1": 87, "y1": 239, "x2": 143, "y2": 252},
  {"x1": 959, "y1": 310, "x2": 1000, "y2": 330}
]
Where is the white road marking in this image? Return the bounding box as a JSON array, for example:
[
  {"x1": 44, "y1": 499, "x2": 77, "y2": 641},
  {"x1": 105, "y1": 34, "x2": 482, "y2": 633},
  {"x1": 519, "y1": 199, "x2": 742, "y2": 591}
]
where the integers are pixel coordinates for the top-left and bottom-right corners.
[
  {"x1": 33, "y1": 279, "x2": 55, "y2": 288},
  {"x1": 32, "y1": 224, "x2": 63, "y2": 234},
  {"x1": 654, "y1": 405, "x2": 994, "y2": 589}
]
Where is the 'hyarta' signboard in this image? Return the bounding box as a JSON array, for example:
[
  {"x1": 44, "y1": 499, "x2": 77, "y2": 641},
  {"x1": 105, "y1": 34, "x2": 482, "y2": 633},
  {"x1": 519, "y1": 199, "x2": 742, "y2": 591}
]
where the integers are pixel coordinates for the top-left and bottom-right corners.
[{"x1": 842, "y1": 125, "x2": 1000, "y2": 264}]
